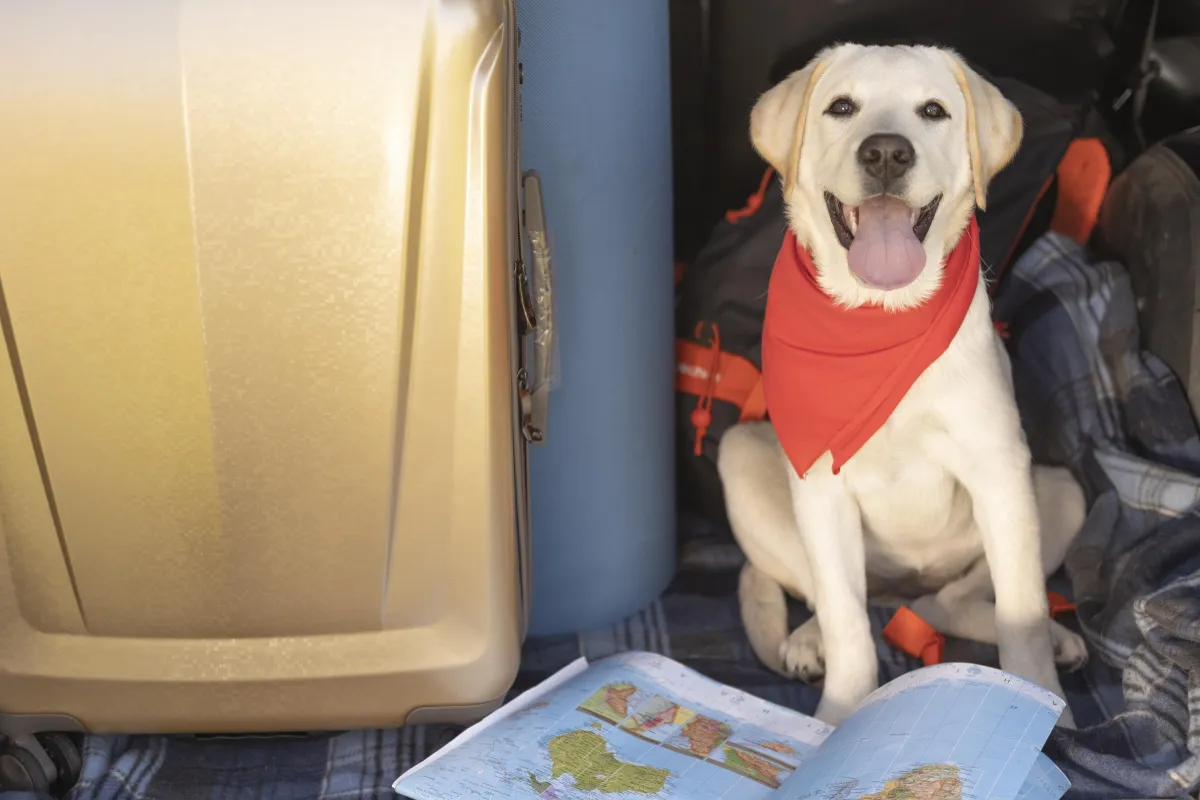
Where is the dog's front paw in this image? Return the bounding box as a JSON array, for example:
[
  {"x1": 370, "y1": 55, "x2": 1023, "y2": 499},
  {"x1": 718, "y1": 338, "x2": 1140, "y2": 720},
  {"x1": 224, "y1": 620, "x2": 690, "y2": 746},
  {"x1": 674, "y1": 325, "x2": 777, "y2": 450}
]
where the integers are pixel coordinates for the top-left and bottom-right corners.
[
  {"x1": 814, "y1": 664, "x2": 878, "y2": 726},
  {"x1": 779, "y1": 619, "x2": 825, "y2": 683},
  {"x1": 1005, "y1": 652, "x2": 1076, "y2": 729},
  {"x1": 1051, "y1": 623, "x2": 1089, "y2": 672}
]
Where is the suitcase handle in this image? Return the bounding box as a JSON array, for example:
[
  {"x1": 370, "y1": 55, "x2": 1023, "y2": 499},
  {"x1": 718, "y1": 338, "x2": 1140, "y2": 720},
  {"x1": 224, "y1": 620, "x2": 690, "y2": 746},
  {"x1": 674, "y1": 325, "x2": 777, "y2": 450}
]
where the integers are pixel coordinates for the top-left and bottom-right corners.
[{"x1": 521, "y1": 170, "x2": 555, "y2": 443}]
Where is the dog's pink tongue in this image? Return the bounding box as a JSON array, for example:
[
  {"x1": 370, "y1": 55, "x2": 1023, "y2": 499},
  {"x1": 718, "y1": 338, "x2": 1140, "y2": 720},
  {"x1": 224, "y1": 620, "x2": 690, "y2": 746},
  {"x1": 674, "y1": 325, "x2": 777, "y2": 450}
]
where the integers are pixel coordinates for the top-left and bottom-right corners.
[{"x1": 846, "y1": 195, "x2": 926, "y2": 289}]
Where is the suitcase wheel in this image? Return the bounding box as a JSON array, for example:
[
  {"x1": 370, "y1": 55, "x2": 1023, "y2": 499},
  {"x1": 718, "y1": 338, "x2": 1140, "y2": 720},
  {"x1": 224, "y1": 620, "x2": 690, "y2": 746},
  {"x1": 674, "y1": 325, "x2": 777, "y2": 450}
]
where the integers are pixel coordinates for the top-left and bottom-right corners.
[
  {"x1": 0, "y1": 732, "x2": 83, "y2": 796},
  {"x1": 0, "y1": 743, "x2": 51, "y2": 795},
  {"x1": 37, "y1": 733, "x2": 83, "y2": 796}
]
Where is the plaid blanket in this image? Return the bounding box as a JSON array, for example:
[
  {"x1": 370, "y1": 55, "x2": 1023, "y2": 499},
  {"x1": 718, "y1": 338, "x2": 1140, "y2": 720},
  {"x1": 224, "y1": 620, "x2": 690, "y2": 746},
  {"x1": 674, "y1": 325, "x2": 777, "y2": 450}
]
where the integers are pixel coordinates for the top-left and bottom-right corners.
[
  {"x1": 994, "y1": 233, "x2": 1200, "y2": 799},
  {"x1": 14, "y1": 232, "x2": 1197, "y2": 800}
]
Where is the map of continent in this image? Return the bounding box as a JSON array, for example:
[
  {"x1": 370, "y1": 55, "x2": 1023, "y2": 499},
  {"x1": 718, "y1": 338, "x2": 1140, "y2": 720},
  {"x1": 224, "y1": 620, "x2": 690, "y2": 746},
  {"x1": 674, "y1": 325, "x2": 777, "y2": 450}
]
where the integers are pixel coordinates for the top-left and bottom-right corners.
[
  {"x1": 668, "y1": 715, "x2": 733, "y2": 758},
  {"x1": 620, "y1": 696, "x2": 696, "y2": 737},
  {"x1": 716, "y1": 745, "x2": 787, "y2": 789},
  {"x1": 578, "y1": 683, "x2": 639, "y2": 724},
  {"x1": 543, "y1": 729, "x2": 669, "y2": 795},
  {"x1": 855, "y1": 765, "x2": 962, "y2": 800}
]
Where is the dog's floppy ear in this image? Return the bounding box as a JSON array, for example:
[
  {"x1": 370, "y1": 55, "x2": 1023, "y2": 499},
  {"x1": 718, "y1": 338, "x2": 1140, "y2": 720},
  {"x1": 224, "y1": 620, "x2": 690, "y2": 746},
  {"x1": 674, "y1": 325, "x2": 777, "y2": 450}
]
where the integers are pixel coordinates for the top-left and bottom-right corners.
[
  {"x1": 944, "y1": 52, "x2": 1023, "y2": 211},
  {"x1": 750, "y1": 52, "x2": 831, "y2": 195}
]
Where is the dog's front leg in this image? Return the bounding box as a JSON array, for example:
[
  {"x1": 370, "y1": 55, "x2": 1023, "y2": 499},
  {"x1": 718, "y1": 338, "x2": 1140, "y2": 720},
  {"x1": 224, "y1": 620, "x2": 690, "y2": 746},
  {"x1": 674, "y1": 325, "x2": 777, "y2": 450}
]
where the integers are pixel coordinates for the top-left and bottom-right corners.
[
  {"x1": 788, "y1": 459, "x2": 876, "y2": 724},
  {"x1": 937, "y1": 423, "x2": 1070, "y2": 714}
]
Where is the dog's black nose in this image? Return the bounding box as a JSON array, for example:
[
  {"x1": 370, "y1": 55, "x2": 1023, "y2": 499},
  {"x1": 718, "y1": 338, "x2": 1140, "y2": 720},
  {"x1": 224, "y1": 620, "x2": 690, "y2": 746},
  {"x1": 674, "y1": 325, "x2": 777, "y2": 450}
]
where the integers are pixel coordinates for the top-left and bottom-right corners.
[{"x1": 857, "y1": 134, "x2": 915, "y2": 184}]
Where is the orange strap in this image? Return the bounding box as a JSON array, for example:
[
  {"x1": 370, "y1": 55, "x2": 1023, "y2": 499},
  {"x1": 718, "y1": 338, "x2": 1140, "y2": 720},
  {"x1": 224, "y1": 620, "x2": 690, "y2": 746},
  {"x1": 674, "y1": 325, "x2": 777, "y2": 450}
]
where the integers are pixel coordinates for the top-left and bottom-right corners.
[
  {"x1": 677, "y1": 337, "x2": 762, "y2": 406},
  {"x1": 1050, "y1": 138, "x2": 1111, "y2": 245},
  {"x1": 725, "y1": 167, "x2": 776, "y2": 225},
  {"x1": 991, "y1": 137, "x2": 1111, "y2": 292},
  {"x1": 677, "y1": 331, "x2": 765, "y2": 452},
  {"x1": 885, "y1": 593, "x2": 1079, "y2": 666},
  {"x1": 884, "y1": 607, "x2": 945, "y2": 667},
  {"x1": 1047, "y1": 591, "x2": 1077, "y2": 618}
]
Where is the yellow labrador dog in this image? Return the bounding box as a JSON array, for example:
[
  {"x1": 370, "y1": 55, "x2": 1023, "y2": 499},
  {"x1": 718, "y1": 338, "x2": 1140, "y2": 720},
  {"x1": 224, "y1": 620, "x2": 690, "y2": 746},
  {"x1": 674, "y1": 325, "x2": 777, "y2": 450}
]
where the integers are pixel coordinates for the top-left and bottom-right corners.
[{"x1": 718, "y1": 44, "x2": 1088, "y2": 726}]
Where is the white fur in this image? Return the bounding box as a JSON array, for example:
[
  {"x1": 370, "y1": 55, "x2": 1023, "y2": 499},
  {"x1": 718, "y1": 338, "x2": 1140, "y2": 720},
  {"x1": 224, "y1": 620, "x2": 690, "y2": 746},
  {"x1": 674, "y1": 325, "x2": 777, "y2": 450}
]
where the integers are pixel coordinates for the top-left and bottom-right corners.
[{"x1": 721, "y1": 44, "x2": 1088, "y2": 726}]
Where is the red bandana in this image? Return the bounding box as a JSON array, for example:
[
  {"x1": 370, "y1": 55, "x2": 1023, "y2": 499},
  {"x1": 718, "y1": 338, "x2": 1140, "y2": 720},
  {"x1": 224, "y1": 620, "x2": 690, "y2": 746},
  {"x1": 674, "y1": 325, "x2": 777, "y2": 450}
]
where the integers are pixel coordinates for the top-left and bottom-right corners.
[{"x1": 761, "y1": 217, "x2": 981, "y2": 477}]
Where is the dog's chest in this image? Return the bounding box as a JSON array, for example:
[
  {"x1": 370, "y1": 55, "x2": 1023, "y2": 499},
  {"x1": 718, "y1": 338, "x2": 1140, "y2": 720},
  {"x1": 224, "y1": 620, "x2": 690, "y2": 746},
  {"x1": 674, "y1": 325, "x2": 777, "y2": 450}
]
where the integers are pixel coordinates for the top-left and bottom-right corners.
[{"x1": 844, "y1": 412, "x2": 983, "y2": 591}]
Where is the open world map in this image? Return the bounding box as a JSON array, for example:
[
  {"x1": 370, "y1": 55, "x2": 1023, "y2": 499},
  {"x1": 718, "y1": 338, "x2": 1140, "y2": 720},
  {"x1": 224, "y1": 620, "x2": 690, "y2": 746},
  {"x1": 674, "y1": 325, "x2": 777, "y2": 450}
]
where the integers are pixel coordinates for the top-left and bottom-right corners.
[{"x1": 394, "y1": 655, "x2": 1070, "y2": 800}]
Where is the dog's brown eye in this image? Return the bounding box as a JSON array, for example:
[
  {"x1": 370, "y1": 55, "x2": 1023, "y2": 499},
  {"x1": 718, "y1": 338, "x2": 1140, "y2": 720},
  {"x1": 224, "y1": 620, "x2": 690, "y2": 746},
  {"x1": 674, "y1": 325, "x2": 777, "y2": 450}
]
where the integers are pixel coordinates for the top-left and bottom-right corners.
[
  {"x1": 825, "y1": 97, "x2": 858, "y2": 117},
  {"x1": 920, "y1": 101, "x2": 948, "y2": 120}
]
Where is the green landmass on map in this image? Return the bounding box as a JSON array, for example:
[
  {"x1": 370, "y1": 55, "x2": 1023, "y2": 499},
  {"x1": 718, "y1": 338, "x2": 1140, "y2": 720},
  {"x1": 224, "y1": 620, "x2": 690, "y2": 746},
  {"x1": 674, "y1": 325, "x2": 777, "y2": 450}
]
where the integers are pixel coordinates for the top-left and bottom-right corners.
[
  {"x1": 718, "y1": 745, "x2": 784, "y2": 788},
  {"x1": 547, "y1": 729, "x2": 669, "y2": 794},
  {"x1": 527, "y1": 772, "x2": 551, "y2": 794},
  {"x1": 856, "y1": 764, "x2": 962, "y2": 800},
  {"x1": 577, "y1": 683, "x2": 639, "y2": 723}
]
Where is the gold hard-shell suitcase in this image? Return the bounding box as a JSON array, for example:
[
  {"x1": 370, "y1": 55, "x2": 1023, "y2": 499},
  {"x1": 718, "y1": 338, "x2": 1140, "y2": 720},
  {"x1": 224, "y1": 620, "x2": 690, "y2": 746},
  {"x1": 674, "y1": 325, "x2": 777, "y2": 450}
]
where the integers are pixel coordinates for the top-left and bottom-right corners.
[{"x1": 0, "y1": 0, "x2": 552, "y2": 735}]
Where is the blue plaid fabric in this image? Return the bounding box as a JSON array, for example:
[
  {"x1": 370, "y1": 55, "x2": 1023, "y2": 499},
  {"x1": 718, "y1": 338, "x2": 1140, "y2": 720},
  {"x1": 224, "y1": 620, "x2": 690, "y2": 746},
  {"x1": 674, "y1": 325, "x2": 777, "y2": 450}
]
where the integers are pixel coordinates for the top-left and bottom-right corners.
[
  {"x1": 994, "y1": 234, "x2": 1200, "y2": 800},
  {"x1": 10, "y1": 233, "x2": 1195, "y2": 800}
]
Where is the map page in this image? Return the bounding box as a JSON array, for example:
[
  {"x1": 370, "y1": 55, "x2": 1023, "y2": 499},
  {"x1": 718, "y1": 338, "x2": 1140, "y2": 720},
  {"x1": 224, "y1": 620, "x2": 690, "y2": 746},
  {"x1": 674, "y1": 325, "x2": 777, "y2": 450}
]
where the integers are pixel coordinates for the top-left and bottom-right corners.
[
  {"x1": 781, "y1": 663, "x2": 1067, "y2": 800},
  {"x1": 1017, "y1": 754, "x2": 1071, "y2": 800},
  {"x1": 392, "y1": 655, "x2": 1069, "y2": 800},
  {"x1": 394, "y1": 651, "x2": 833, "y2": 800}
]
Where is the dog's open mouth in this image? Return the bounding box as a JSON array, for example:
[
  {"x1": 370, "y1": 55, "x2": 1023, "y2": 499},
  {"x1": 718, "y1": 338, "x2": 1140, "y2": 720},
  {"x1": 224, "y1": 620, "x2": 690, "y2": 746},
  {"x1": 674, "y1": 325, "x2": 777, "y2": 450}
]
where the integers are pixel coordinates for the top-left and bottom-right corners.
[
  {"x1": 823, "y1": 191, "x2": 943, "y2": 290},
  {"x1": 824, "y1": 192, "x2": 941, "y2": 250}
]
